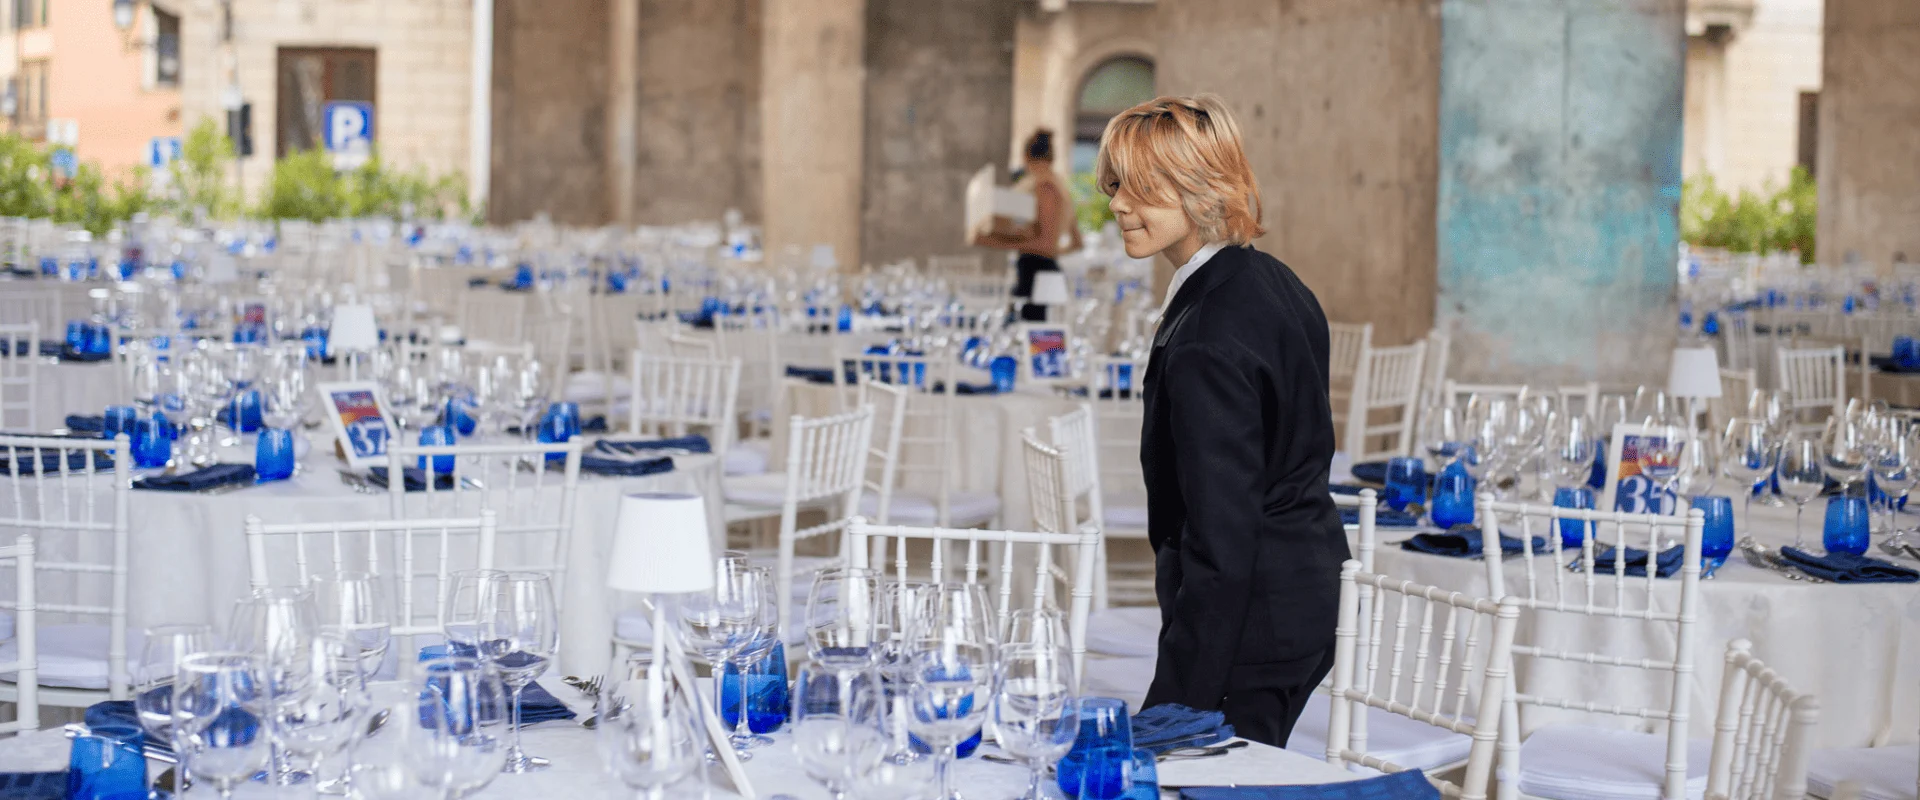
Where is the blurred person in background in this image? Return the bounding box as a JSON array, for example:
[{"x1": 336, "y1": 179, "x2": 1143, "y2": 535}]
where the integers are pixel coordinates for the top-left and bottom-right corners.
[{"x1": 975, "y1": 129, "x2": 1076, "y2": 321}]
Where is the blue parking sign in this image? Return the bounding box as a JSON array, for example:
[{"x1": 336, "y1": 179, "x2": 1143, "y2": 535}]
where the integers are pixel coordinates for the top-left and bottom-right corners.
[
  {"x1": 148, "y1": 137, "x2": 182, "y2": 168},
  {"x1": 49, "y1": 147, "x2": 77, "y2": 179},
  {"x1": 323, "y1": 102, "x2": 374, "y2": 152}
]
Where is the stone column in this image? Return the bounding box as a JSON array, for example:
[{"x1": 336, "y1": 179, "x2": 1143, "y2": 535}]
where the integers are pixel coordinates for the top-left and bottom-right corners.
[
  {"x1": 489, "y1": 0, "x2": 611, "y2": 224},
  {"x1": 761, "y1": 0, "x2": 866, "y2": 268},
  {"x1": 1817, "y1": 0, "x2": 1920, "y2": 268},
  {"x1": 608, "y1": 0, "x2": 640, "y2": 225},
  {"x1": 1157, "y1": 0, "x2": 1441, "y2": 347},
  {"x1": 1436, "y1": 0, "x2": 1685, "y2": 384}
]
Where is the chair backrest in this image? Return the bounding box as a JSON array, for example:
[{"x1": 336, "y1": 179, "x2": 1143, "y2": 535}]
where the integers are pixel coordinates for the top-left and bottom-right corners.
[
  {"x1": 1478, "y1": 495, "x2": 1704, "y2": 800},
  {"x1": 0, "y1": 535, "x2": 37, "y2": 735},
  {"x1": 857, "y1": 379, "x2": 911, "y2": 526},
  {"x1": 242, "y1": 512, "x2": 498, "y2": 640},
  {"x1": 1773, "y1": 346, "x2": 1845, "y2": 429},
  {"x1": 1705, "y1": 639, "x2": 1819, "y2": 800},
  {"x1": 1345, "y1": 341, "x2": 1427, "y2": 462},
  {"x1": 771, "y1": 406, "x2": 876, "y2": 634},
  {"x1": 1021, "y1": 428, "x2": 1078, "y2": 538},
  {"x1": 0, "y1": 435, "x2": 131, "y2": 698},
  {"x1": 711, "y1": 311, "x2": 782, "y2": 439},
  {"x1": 1708, "y1": 368, "x2": 1759, "y2": 435},
  {"x1": 383, "y1": 439, "x2": 582, "y2": 609},
  {"x1": 667, "y1": 334, "x2": 718, "y2": 360},
  {"x1": 0, "y1": 288, "x2": 60, "y2": 340},
  {"x1": 833, "y1": 349, "x2": 960, "y2": 521},
  {"x1": 1082, "y1": 356, "x2": 1146, "y2": 516},
  {"x1": 458, "y1": 291, "x2": 529, "y2": 344},
  {"x1": 1328, "y1": 322, "x2": 1373, "y2": 384},
  {"x1": 1326, "y1": 560, "x2": 1519, "y2": 800},
  {"x1": 627, "y1": 352, "x2": 742, "y2": 456},
  {"x1": 848, "y1": 517, "x2": 1098, "y2": 691},
  {"x1": 0, "y1": 324, "x2": 39, "y2": 431}
]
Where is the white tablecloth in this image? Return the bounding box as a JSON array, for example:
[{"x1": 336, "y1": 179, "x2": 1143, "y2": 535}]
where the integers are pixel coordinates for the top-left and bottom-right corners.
[
  {"x1": 1366, "y1": 495, "x2": 1920, "y2": 750},
  {"x1": 22, "y1": 361, "x2": 121, "y2": 433}
]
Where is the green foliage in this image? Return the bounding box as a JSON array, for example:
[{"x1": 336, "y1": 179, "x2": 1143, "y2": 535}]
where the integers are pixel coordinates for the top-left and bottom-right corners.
[
  {"x1": 256, "y1": 148, "x2": 470, "y2": 222},
  {"x1": 0, "y1": 135, "x2": 53, "y2": 218},
  {"x1": 1681, "y1": 167, "x2": 1817, "y2": 264},
  {"x1": 51, "y1": 163, "x2": 154, "y2": 237},
  {"x1": 171, "y1": 118, "x2": 239, "y2": 219},
  {"x1": 256, "y1": 149, "x2": 349, "y2": 221},
  {"x1": 1070, "y1": 171, "x2": 1113, "y2": 233}
]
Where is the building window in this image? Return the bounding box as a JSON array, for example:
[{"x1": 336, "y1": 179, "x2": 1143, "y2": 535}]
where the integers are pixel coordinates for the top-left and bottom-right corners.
[
  {"x1": 16, "y1": 60, "x2": 47, "y2": 131},
  {"x1": 1797, "y1": 91, "x2": 1818, "y2": 177},
  {"x1": 275, "y1": 47, "x2": 377, "y2": 158},
  {"x1": 153, "y1": 10, "x2": 182, "y2": 87},
  {"x1": 14, "y1": 0, "x2": 46, "y2": 28},
  {"x1": 1072, "y1": 56, "x2": 1155, "y2": 174}
]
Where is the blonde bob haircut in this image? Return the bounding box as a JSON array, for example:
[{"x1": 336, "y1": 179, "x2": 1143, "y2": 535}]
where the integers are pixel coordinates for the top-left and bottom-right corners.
[{"x1": 1094, "y1": 94, "x2": 1265, "y2": 246}]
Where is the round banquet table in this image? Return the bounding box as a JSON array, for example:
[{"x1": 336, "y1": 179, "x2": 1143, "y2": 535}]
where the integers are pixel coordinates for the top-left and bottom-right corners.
[
  {"x1": 1871, "y1": 368, "x2": 1920, "y2": 409},
  {"x1": 19, "y1": 436, "x2": 724, "y2": 677},
  {"x1": 1364, "y1": 495, "x2": 1920, "y2": 749},
  {"x1": 0, "y1": 676, "x2": 1362, "y2": 798}
]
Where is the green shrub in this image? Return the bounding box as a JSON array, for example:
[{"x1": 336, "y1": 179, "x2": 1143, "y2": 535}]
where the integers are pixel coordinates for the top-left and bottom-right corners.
[
  {"x1": 171, "y1": 118, "x2": 239, "y2": 219},
  {"x1": 1682, "y1": 167, "x2": 1817, "y2": 264},
  {"x1": 1070, "y1": 171, "x2": 1114, "y2": 233}
]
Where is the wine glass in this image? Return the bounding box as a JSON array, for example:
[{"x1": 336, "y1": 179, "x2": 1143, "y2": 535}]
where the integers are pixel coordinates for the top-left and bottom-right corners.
[
  {"x1": 1720, "y1": 418, "x2": 1779, "y2": 536},
  {"x1": 725, "y1": 567, "x2": 781, "y2": 752},
  {"x1": 1777, "y1": 432, "x2": 1828, "y2": 549},
  {"x1": 413, "y1": 655, "x2": 510, "y2": 798},
  {"x1": 992, "y1": 642, "x2": 1079, "y2": 800},
  {"x1": 1675, "y1": 429, "x2": 1721, "y2": 502},
  {"x1": 476, "y1": 571, "x2": 560, "y2": 773},
  {"x1": 442, "y1": 568, "x2": 505, "y2": 655},
  {"x1": 792, "y1": 660, "x2": 890, "y2": 799},
  {"x1": 902, "y1": 602, "x2": 996, "y2": 800},
  {"x1": 228, "y1": 586, "x2": 320, "y2": 784},
  {"x1": 1418, "y1": 404, "x2": 1464, "y2": 471},
  {"x1": 1821, "y1": 413, "x2": 1872, "y2": 493},
  {"x1": 509, "y1": 359, "x2": 549, "y2": 440},
  {"x1": 309, "y1": 572, "x2": 392, "y2": 679},
  {"x1": 262, "y1": 369, "x2": 311, "y2": 432},
  {"x1": 136, "y1": 623, "x2": 215, "y2": 790},
  {"x1": 1634, "y1": 422, "x2": 1688, "y2": 516},
  {"x1": 129, "y1": 352, "x2": 168, "y2": 417},
  {"x1": 1869, "y1": 424, "x2": 1919, "y2": 552},
  {"x1": 1545, "y1": 412, "x2": 1596, "y2": 490},
  {"x1": 806, "y1": 568, "x2": 884, "y2": 674},
  {"x1": 269, "y1": 635, "x2": 372, "y2": 792},
  {"x1": 173, "y1": 652, "x2": 271, "y2": 799},
  {"x1": 595, "y1": 652, "x2": 704, "y2": 800},
  {"x1": 678, "y1": 561, "x2": 766, "y2": 761}
]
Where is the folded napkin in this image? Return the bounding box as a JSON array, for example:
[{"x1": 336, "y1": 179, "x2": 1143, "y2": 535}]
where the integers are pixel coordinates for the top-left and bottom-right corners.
[
  {"x1": 1340, "y1": 507, "x2": 1420, "y2": 528},
  {"x1": 1577, "y1": 545, "x2": 1685, "y2": 578},
  {"x1": 417, "y1": 645, "x2": 577, "y2": 726},
  {"x1": 579, "y1": 454, "x2": 675, "y2": 477},
  {"x1": 466, "y1": 277, "x2": 492, "y2": 287},
  {"x1": 1180, "y1": 770, "x2": 1438, "y2": 800},
  {"x1": 953, "y1": 382, "x2": 1001, "y2": 395},
  {"x1": 57, "y1": 348, "x2": 112, "y2": 363},
  {"x1": 133, "y1": 463, "x2": 256, "y2": 492},
  {"x1": 0, "y1": 340, "x2": 58, "y2": 358},
  {"x1": 1096, "y1": 388, "x2": 1139, "y2": 400},
  {"x1": 596, "y1": 435, "x2": 712, "y2": 455},
  {"x1": 1131, "y1": 703, "x2": 1234, "y2": 754},
  {"x1": 1777, "y1": 547, "x2": 1920, "y2": 583},
  {"x1": 1349, "y1": 461, "x2": 1433, "y2": 488},
  {"x1": 503, "y1": 416, "x2": 608, "y2": 436},
  {"x1": 86, "y1": 696, "x2": 170, "y2": 753},
  {"x1": 1402, "y1": 526, "x2": 1545, "y2": 558},
  {"x1": 0, "y1": 772, "x2": 64, "y2": 800},
  {"x1": 785, "y1": 365, "x2": 837, "y2": 384},
  {"x1": 0, "y1": 450, "x2": 112, "y2": 474},
  {"x1": 64, "y1": 414, "x2": 106, "y2": 433},
  {"x1": 366, "y1": 466, "x2": 456, "y2": 492}
]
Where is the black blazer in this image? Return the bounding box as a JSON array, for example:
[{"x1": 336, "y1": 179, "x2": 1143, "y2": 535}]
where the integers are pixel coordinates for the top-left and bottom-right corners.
[{"x1": 1140, "y1": 244, "x2": 1349, "y2": 711}]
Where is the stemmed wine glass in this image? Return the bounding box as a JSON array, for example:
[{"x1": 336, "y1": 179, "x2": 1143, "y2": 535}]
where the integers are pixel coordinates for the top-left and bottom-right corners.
[
  {"x1": 137, "y1": 624, "x2": 216, "y2": 792},
  {"x1": 228, "y1": 586, "x2": 320, "y2": 785},
  {"x1": 679, "y1": 561, "x2": 767, "y2": 761},
  {"x1": 509, "y1": 359, "x2": 549, "y2": 441},
  {"x1": 1419, "y1": 405, "x2": 1464, "y2": 472},
  {"x1": 725, "y1": 567, "x2": 781, "y2": 752},
  {"x1": 1546, "y1": 412, "x2": 1596, "y2": 492},
  {"x1": 1675, "y1": 429, "x2": 1720, "y2": 503},
  {"x1": 806, "y1": 568, "x2": 884, "y2": 674},
  {"x1": 791, "y1": 660, "x2": 889, "y2": 799},
  {"x1": 1633, "y1": 421, "x2": 1688, "y2": 516},
  {"x1": 477, "y1": 571, "x2": 561, "y2": 773},
  {"x1": 901, "y1": 583, "x2": 997, "y2": 800},
  {"x1": 413, "y1": 655, "x2": 510, "y2": 798},
  {"x1": 269, "y1": 635, "x2": 373, "y2": 793},
  {"x1": 443, "y1": 568, "x2": 505, "y2": 655},
  {"x1": 1869, "y1": 423, "x2": 1919, "y2": 554},
  {"x1": 309, "y1": 572, "x2": 393, "y2": 679},
  {"x1": 1821, "y1": 413, "x2": 1873, "y2": 495},
  {"x1": 595, "y1": 652, "x2": 705, "y2": 800},
  {"x1": 992, "y1": 630, "x2": 1079, "y2": 800},
  {"x1": 1777, "y1": 432, "x2": 1828, "y2": 549},
  {"x1": 1720, "y1": 418, "x2": 1779, "y2": 536},
  {"x1": 173, "y1": 652, "x2": 272, "y2": 799}
]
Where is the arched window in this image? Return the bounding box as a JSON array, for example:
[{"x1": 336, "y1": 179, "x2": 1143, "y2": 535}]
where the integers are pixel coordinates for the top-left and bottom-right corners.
[{"x1": 1072, "y1": 56, "x2": 1155, "y2": 173}]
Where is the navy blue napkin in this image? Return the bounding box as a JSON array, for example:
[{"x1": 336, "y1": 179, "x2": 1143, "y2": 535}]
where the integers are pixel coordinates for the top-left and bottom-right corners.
[
  {"x1": 64, "y1": 414, "x2": 106, "y2": 433},
  {"x1": 366, "y1": 466, "x2": 455, "y2": 492},
  {"x1": 1584, "y1": 545, "x2": 1686, "y2": 578},
  {"x1": 0, "y1": 771, "x2": 64, "y2": 800},
  {"x1": 1131, "y1": 703, "x2": 1234, "y2": 754},
  {"x1": 1402, "y1": 526, "x2": 1545, "y2": 558},
  {"x1": 466, "y1": 277, "x2": 492, "y2": 287},
  {"x1": 581, "y1": 416, "x2": 609, "y2": 434},
  {"x1": 1777, "y1": 547, "x2": 1920, "y2": 583},
  {"x1": 785, "y1": 365, "x2": 837, "y2": 384},
  {"x1": 579, "y1": 454, "x2": 675, "y2": 477},
  {"x1": 0, "y1": 449, "x2": 112, "y2": 474},
  {"x1": 1340, "y1": 507, "x2": 1420, "y2": 528},
  {"x1": 0, "y1": 340, "x2": 57, "y2": 357},
  {"x1": 86, "y1": 696, "x2": 170, "y2": 753},
  {"x1": 134, "y1": 463, "x2": 256, "y2": 492},
  {"x1": 1330, "y1": 483, "x2": 1364, "y2": 496},
  {"x1": 1180, "y1": 770, "x2": 1439, "y2": 800},
  {"x1": 595, "y1": 435, "x2": 712, "y2": 455},
  {"x1": 954, "y1": 383, "x2": 1001, "y2": 395},
  {"x1": 417, "y1": 645, "x2": 577, "y2": 726},
  {"x1": 57, "y1": 347, "x2": 112, "y2": 363},
  {"x1": 1350, "y1": 460, "x2": 1434, "y2": 489}
]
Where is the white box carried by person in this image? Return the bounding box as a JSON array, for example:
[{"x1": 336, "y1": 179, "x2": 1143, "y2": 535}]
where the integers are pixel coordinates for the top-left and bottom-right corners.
[{"x1": 965, "y1": 164, "x2": 1036, "y2": 243}]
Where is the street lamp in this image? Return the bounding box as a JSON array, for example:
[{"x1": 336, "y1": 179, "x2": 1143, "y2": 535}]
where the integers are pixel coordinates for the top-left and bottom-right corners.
[{"x1": 112, "y1": 0, "x2": 136, "y2": 31}]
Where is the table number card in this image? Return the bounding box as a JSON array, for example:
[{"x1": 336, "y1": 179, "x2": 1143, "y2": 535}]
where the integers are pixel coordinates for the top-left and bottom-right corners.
[
  {"x1": 1601, "y1": 422, "x2": 1678, "y2": 515},
  {"x1": 316, "y1": 380, "x2": 396, "y2": 470},
  {"x1": 1018, "y1": 323, "x2": 1073, "y2": 385}
]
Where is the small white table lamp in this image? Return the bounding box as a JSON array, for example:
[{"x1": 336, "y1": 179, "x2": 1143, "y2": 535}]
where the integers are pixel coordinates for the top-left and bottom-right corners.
[
  {"x1": 1668, "y1": 346, "x2": 1723, "y2": 432},
  {"x1": 328, "y1": 304, "x2": 381, "y2": 380},
  {"x1": 1030, "y1": 271, "x2": 1071, "y2": 322}
]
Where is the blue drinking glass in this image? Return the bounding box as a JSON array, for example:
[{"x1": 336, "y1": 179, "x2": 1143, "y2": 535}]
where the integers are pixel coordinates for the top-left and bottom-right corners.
[
  {"x1": 1122, "y1": 748, "x2": 1159, "y2": 800},
  {"x1": 417, "y1": 424, "x2": 457, "y2": 474},
  {"x1": 1057, "y1": 697, "x2": 1132, "y2": 798},
  {"x1": 84, "y1": 323, "x2": 113, "y2": 356},
  {"x1": 131, "y1": 418, "x2": 172, "y2": 469},
  {"x1": 990, "y1": 356, "x2": 1018, "y2": 393},
  {"x1": 512, "y1": 263, "x2": 534, "y2": 288},
  {"x1": 102, "y1": 405, "x2": 137, "y2": 441},
  {"x1": 1553, "y1": 486, "x2": 1594, "y2": 547},
  {"x1": 302, "y1": 327, "x2": 329, "y2": 361},
  {"x1": 1894, "y1": 336, "x2": 1919, "y2": 369},
  {"x1": 1383, "y1": 457, "x2": 1427, "y2": 512},
  {"x1": 1430, "y1": 462, "x2": 1475, "y2": 529},
  {"x1": 255, "y1": 428, "x2": 295, "y2": 481},
  {"x1": 721, "y1": 641, "x2": 790, "y2": 734},
  {"x1": 1823, "y1": 495, "x2": 1870, "y2": 556},
  {"x1": 65, "y1": 320, "x2": 86, "y2": 352},
  {"x1": 837, "y1": 304, "x2": 854, "y2": 332},
  {"x1": 445, "y1": 397, "x2": 478, "y2": 437},
  {"x1": 549, "y1": 402, "x2": 582, "y2": 438},
  {"x1": 1693, "y1": 495, "x2": 1734, "y2": 568},
  {"x1": 66, "y1": 733, "x2": 145, "y2": 800}
]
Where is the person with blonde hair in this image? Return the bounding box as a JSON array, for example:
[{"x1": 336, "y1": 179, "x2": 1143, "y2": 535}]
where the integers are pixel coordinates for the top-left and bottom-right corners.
[{"x1": 1100, "y1": 94, "x2": 1345, "y2": 746}]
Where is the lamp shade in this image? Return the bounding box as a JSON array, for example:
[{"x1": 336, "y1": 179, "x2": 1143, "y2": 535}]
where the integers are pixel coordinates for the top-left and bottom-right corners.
[
  {"x1": 327, "y1": 304, "x2": 380, "y2": 354},
  {"x1": 1667, "y1": 346, "x2": 1723, "y2": 399},
  {"x1": 607, "y1": 492, "x2": 715, "y2": 594},
  {"x1": 1030, "y1": 271, "x2": 1071, "y2": 305}
]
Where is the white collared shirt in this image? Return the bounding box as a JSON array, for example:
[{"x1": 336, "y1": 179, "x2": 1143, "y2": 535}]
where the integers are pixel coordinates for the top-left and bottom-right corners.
[{"x1": 1160, "y1": 241, "x2": 1228, "y2": 315}]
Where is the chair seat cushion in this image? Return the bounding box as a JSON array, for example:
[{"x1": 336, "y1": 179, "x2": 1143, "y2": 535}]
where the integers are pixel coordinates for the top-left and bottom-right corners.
[
  {"x1": 1517, "y1": 724, "x2": 1709, "y2": 800},
  {"x1": 1806, "y1": 745, "x2": 1918, "y2": 800},
  {"x1": 1284, "y1": 693, "x2": 1474, "y2": 773},
  {"x1": 725, "y1": 439, "x2": 772, "y2": 477},
  {"x1": 1103, "y1": 493, "x2": 1148, "y2": 532},
  {"x1": 0, "y1": 624, "x2": 145, "y2": 690},
  {"x1": 724, "y1": 473, "x2": 791, "y2": 507},
  {"x1": 1086, "y1": 606, "x2": 1160, "y2": 658},
  {"x1": 861, "y1": 490, "x2": 1000, "y2": 527}
]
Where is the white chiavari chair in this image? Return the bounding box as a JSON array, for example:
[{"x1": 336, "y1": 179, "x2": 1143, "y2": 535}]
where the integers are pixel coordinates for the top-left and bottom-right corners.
[
  {"x1": 1324, "y1": 561, "x2": 1520, "y2": 800},
  {"x1": 712, "y1": 310, "x2": 783, "y2": 443},
  {"x1": 626, "y1": 353, "x2": 741, "y2": 461},
  {"x1": 0, "y1": 435, "x2": 131, "y2": 705},
  {"x1": 855, "y1": 380, "x2": 910, "y2": 530},
  {"x1": 1477, "y1": 496, "x2": 1706, "y2": 800},
  {"x1": 1328, "y1": 322, "x2": 1374, "y2": 437},
  {"x1": 725, "y1": 407, "x2": 875, "y2": 634},
  {"x1": 0, "y1": 535, "x2": 38, "y2": 735},
  {"x1": 581, "y1": 292, "x2": 652, "y2": 414},
  {"x1": 1081, "y1": 357, "x2": 1150, "y2": 604},
  {"x1": 241, "y1": 512, "x2": 499, "y2": 677},
  {"x1": 668, "y1": 333, "x2": 718, "y2": 360},
  {"x1": 1773, "y1": 346, "x2": 1845, "y2": 431},
  {"x1": 458, "y1": 290, "x2": 530, "y2": 346},
  {"x1": 848, "y1": 517, "x2": 1098, "y2": 690},
  {"x1": 383, "y1": 439, "x2": 582, "y2": 610},
  {"x1": 1707, "y1": 368, "x2": 1758, "y2": 435},
  {"x1": 1345, "y1": 341, "x2": 1428, "y2": 462},
  {"x1": 1422, "y1": 327, "x2": 1453, "y2": 402},
  {"x1": 1705, "y1": 639, "x2": 1818, "y2": 800},
  {"x1": 834, "y1": 348, "x2": 999, "y2": 529},
  {"x1": 528, "y1": 311, "x2": 576, "y2": 376},
  {"x1": 0, "y1": 287, "x2": 60, "y2": 340},
  {"x1": 0, "y1": 324, "x2": 39, "y2": 431}
]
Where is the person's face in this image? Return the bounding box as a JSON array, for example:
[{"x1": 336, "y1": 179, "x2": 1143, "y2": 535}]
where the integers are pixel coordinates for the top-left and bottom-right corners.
[{"x1": 1107, "y1": 184, "x2": 1195, "y2": 260}]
